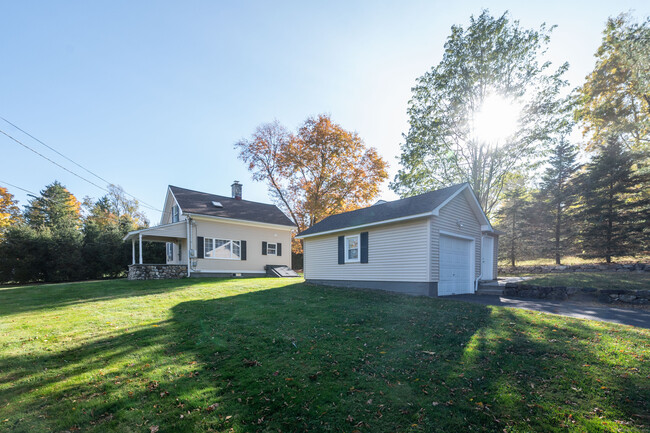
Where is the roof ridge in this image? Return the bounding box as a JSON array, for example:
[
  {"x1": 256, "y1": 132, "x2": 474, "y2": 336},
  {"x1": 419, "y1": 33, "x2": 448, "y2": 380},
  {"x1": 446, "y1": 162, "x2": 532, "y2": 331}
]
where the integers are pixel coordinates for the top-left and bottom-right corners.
[{"x1": 168, "y1": 185, "x2": 278, "y2": 207}]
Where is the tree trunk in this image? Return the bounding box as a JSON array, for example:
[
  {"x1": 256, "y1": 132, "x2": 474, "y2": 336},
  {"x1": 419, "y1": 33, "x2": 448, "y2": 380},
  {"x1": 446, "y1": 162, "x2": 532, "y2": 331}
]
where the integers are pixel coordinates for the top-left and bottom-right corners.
[{"x1": 555, "y1": 202, "x2": 561, "y2": 265}]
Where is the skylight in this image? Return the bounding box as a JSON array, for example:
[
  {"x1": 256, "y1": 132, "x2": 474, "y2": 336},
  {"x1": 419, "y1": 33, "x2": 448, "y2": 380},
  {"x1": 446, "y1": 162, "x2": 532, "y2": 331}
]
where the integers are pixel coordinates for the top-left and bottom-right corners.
[{"x1": 212, "y1": 201, "x2": 223, "y2": 208}]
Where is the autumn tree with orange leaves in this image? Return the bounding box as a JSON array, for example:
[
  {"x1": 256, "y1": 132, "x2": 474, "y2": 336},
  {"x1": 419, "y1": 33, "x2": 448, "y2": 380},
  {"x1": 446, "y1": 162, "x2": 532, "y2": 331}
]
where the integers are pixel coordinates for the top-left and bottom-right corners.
[{"x1": 236, "y1": 114, "x2": 388, "y2": 253}]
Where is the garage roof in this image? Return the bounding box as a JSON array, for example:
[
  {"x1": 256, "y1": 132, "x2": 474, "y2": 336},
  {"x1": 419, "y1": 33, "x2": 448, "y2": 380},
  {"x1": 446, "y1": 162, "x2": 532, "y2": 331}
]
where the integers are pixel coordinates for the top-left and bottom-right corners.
[{"x1": 297, "y1": 183, "x2": 482, "y2": 238}]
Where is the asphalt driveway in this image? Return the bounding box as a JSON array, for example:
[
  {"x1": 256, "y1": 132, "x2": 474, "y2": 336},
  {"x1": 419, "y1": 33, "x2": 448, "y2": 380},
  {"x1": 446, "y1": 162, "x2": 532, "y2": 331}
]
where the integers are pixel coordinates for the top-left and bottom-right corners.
[{"x1": 447, "y1": 294, "x2": 650, "y2": 329}]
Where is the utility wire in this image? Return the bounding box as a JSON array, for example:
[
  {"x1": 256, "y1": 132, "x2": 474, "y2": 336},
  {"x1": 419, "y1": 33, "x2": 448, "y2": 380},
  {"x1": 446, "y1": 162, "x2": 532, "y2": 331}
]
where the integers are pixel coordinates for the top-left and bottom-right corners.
[
  {"x1": 0, "y1": 128, "x2": 110, "y2": 194},
  {"x1": 0, "y1": 115, "x2": 113, "y2": 186},
  {"x1": 0, "y1": 119, "x2": 164, "y2": 214},
  {"x1": 0, "y1": 179, "x2": 38, "y2": 196}
]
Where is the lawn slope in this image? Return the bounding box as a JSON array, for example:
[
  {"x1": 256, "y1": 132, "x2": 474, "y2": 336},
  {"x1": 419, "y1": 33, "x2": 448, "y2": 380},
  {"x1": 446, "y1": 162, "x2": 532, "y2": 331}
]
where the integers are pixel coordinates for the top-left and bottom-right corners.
[{"x1": 0, "y1": 278, "x2": 648, "y2": 432}]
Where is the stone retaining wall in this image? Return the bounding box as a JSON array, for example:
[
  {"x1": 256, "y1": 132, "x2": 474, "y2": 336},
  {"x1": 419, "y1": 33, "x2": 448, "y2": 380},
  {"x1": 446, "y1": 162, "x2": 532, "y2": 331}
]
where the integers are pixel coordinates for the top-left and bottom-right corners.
[
  {"x1": 128, "y1": 264, "x2": 187, "y2": 280},
  {"x1": 504, "y1": 282, "x2": 650, "y2": 305},
  {"x1": 499, "y1": 263, "x2": 649, "y2": 275}
]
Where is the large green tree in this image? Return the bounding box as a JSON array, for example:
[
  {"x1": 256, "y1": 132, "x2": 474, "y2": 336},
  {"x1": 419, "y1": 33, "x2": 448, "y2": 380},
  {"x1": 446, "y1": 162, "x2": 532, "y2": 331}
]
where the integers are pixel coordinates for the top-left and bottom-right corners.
[
  {"x1": 575, "y1": 137, "x2": 648, "y2": 263},
  {"x1": 392, "y1": 10, "x2": 571, "y2": 214},
  {"x1": 24, "y1": 181, "x2": 82, "y2": 230},
  {"x1": 574, "y1": 14, "x2": 650, "y2": 152},
  {"x1": 536, "y1": 139, "x2": 580, "y2": 264}
]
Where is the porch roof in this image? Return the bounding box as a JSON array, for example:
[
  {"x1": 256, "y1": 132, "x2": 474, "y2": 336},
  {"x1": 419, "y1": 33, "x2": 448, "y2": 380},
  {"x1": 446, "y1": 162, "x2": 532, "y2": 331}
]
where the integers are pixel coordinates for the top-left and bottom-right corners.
[{"x1": 123, "y1": 221, "x2": 187, "y2": 242}]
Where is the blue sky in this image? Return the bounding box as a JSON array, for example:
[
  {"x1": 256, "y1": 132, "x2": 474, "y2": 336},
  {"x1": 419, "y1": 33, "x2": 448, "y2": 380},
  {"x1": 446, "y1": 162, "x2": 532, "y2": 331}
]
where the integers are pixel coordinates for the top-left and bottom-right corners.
[{"x1": 1, "y1": 1, "x2": 648, "y2": 223}]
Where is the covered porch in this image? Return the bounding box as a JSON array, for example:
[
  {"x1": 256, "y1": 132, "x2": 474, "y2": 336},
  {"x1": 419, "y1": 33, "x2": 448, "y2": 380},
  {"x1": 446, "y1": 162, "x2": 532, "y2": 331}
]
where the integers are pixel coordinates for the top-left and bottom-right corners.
[{"x1": 123, "y1": 221, "x2": 190, "y2": 279}]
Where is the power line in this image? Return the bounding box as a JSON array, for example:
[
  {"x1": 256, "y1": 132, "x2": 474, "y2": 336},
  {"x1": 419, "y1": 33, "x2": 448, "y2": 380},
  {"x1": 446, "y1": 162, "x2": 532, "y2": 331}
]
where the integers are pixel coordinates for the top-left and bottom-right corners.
[
  {"x1": 0, "y1": 128, "x2": 110, "y2": 194},
  {"x1": 0, "y1": 119, "x2": 164, "y2": 214},
  {"x1": 0, "y1": 179, "x2": 37, "y2": 196},
  {"x1": 0, "y1": 115, "x2": 113, "y2": 186}
]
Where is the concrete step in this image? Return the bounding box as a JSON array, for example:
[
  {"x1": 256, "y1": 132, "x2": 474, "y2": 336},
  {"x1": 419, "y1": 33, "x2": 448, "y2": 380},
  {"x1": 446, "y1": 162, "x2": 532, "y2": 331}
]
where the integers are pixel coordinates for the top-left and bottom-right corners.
[{"x1": 475, "y1": 288, "x2": 504, "y2": 296}]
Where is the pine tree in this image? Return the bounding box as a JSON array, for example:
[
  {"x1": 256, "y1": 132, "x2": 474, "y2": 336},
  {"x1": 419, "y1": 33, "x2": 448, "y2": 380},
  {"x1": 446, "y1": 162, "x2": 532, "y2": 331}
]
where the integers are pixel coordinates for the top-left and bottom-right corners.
[
  {"x1": 576, "y1": 137, "x2": 645, "y2": 262},
  {"x1": 24, "y1": 181, "x2": 82, "y2": 230},
  {"x1": 495, "y1": 179, "x2": 533, "y2": 267},
  {"x1": 537, "y1": 139, "x2": 580, "y2": 264}
]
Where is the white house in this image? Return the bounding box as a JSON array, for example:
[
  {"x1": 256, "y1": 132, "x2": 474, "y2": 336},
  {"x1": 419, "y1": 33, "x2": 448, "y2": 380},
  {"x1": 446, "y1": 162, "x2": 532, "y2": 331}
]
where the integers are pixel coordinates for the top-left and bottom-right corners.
[
  {"x1": 124, "y1": 182, "x2": 296, "y2": 279},
  {"x1": 296, "y1": 183, "x2": 500, "y2": 296}
]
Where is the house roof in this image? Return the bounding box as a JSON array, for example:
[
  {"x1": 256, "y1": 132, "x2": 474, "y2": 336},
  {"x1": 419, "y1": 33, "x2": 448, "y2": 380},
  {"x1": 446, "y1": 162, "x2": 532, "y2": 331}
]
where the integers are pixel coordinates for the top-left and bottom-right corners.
[
  {"x1": 297, "y1": 183, "x2": 474, "y2": 238},
  {"x1": 169, "y1": 185, "x2": 296, "y2": 228}
]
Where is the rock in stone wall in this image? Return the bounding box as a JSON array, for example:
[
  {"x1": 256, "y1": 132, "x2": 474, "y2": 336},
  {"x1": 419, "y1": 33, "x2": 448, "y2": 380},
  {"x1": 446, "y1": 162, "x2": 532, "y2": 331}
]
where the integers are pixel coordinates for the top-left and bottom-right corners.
[
  {"x1": 128, "y1": 264, "x2": 187, "y2": 280},
  {"x1": 503, "y1": 282, "x2": 650, "y2": 305},
  {"x1": 499, "y1": 263, "x2": 649, "y2": 275}
]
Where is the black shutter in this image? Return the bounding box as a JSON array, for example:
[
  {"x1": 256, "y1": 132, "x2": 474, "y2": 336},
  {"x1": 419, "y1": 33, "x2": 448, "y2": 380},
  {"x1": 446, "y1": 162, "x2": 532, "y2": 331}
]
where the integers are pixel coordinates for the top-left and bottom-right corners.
[
  {"x1": 338, "y1": 236, "x2": 345, "y2": 264},
  {"x1": 276, "y1": 243, "x2": 282, "y2": 256},
  {"x1": 240, "y1": 240, "x2": 247, "y2": 260},
  {"x1": 197, "y1": 237, "x2": 204, "y2": 258},
  {"x1": 262, "y1": 241, "x2": 267, "y2": 255},
  {"x1": 360, "y1": 232, "x2": 368, "y2": 263}
]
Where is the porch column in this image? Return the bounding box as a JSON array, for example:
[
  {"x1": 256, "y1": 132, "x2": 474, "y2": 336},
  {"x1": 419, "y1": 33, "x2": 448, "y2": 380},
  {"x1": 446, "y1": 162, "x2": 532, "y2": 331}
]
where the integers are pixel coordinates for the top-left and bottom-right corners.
[
  {"x1": 139, "y1": 233, "x2": 143, "y2": 264},
  {"x1": 132, "y1": 239, "x2": 135, "y2": 265}
]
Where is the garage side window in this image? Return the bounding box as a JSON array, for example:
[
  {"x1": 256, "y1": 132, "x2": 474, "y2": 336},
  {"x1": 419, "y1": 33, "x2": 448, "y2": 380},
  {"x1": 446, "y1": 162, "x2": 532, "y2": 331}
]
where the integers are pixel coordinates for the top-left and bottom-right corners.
[{"x1": 345, "y1": 235, "x2": 360, "y2": 263}]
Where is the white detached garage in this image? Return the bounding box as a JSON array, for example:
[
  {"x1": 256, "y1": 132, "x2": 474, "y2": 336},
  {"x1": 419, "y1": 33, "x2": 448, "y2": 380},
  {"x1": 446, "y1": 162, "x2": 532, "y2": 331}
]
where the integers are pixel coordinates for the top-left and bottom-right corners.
[{"x1": 296, "y1": 183, "x2": 500, "y2": 297}]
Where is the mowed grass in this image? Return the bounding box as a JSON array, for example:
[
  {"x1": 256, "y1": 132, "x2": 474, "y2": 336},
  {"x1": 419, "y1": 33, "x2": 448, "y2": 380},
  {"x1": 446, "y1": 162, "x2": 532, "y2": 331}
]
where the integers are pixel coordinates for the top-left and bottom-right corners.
[
  {"x1": 0, "y1": 279, "x2": 648, "y2": 432},
  {"x1": 505, "y1": 272, "x2": 650, "y2": 291}
]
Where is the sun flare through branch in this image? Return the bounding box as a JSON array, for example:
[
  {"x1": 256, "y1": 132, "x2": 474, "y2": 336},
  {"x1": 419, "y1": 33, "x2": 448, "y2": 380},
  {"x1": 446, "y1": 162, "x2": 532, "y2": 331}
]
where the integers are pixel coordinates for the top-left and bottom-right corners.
[{"x1": 472, "y1": 94, "x2": 522, "y2": 145}]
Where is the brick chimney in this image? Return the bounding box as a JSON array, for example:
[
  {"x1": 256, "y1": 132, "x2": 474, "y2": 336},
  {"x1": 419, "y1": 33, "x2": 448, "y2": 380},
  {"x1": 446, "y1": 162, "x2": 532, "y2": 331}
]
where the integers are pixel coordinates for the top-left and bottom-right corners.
[{"x1": 231, "y1": 181, "x2": 242, "y2": 200}]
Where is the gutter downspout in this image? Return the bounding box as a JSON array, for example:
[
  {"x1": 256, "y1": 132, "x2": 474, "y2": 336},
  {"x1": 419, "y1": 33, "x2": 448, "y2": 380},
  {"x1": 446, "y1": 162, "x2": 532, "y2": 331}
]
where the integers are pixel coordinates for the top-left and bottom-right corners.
[
  {"x1": 186, "y1": 217, "x2": 191, "y2": 278},
  {"x1": 474, "y1": 272, "x2": 482, "y2": 293}
]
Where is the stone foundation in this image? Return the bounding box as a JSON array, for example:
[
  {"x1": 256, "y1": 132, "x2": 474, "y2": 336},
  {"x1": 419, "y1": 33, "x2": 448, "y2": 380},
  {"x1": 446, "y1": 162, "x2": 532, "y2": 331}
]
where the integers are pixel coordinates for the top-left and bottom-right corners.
[
  {"x1": 128, "y1": 264, "x2": 187, "y2": 280},
  {"x1": 504, "y1": 282, "x2": 650, "y2": 305},
  {"x1": 499, "y1": 263, "x2": 649, "y2": 275}
]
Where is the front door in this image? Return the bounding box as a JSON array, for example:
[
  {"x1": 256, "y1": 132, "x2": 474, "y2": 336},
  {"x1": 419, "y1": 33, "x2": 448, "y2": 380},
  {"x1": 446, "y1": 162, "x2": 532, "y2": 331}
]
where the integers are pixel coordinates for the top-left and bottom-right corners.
[{"x1": 481, "y1": 236, "x2": 494, "y2": 281}]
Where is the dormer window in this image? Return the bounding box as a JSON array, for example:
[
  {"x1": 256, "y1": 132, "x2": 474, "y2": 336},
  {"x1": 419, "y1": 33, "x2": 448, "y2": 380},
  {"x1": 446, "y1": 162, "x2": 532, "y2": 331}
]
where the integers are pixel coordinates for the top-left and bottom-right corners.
[{"x1": 172, "y1": 204, "x2": 180, "y2": 223}]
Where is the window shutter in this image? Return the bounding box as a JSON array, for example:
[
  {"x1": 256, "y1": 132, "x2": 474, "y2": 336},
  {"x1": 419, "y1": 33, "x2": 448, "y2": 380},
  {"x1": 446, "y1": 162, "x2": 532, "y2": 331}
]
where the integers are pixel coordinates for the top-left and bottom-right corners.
[
  {"x1": 360, "y1": 232, "x2": 369, "y2": 263},
  {"x1": 277, "y1": 243, "x2": 282, "y2": 256},
  {"x1": 262, "y1": 241, "x2": 267, "y2": 255},
  {"x1": 241, "y1": 240, "x2": 247, "y2": 260},
  {"x1": 338, "y1": 236, "x2": 344, "y2": 264},
  {"x1": 197, "y1": 237, "x2": 204, "y2": 259}
]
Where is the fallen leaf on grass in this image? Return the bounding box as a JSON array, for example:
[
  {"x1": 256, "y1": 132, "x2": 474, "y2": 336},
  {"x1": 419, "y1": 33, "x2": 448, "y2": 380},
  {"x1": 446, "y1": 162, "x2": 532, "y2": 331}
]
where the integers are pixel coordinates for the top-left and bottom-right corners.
[{"x1": 150, "y1": 426, "x2": 159, "y2": 433}]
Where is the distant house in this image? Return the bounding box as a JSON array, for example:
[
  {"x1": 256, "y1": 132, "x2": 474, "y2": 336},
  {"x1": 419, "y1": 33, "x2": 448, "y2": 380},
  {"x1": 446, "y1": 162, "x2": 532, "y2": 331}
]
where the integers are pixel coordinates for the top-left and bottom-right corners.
[
  {"x1": 296, "y1": 183, "x2": 500, "y2": 296},
  {"x1": 124, "y1": 182, "x2": 296, "y2": 279}
]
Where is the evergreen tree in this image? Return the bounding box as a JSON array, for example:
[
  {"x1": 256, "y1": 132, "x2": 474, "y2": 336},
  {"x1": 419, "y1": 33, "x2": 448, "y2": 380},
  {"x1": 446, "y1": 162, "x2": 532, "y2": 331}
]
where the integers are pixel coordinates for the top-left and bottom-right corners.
[
  {"x1": 25, "y1": 181, "x2": 82, "y2": 230},
  {"x1": 576, "y1": 137, "x2": 645, "y2": 262},
  {"x1": 495, "y1": 178, "x2": 534, "y2": 266},
  {"x1": 537, "y1": 139, "x2": 580, "y2": 264}
]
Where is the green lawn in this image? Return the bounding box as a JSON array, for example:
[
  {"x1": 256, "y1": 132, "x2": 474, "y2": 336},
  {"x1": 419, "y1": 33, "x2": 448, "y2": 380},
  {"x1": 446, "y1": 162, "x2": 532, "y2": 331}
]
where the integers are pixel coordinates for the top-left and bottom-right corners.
[
  {"x1": 0, "y1": 278, "x2": 648, "y2": 432},
  {"x1": 504, "y1": 272, "x2": 650, "y2": 291}
]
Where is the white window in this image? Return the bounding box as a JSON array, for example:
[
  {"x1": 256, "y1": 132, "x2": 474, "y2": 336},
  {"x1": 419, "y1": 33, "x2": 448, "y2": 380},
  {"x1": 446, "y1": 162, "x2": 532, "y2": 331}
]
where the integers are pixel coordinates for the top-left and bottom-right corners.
[
  {"x1": 345, "y1": 234, "x2": 360, "y2": 263},
  {"x1": 204, "y1": 238, "x2": 241, "y2": 260},
  {"x1": 172, "y1": 205, "x2": 180, "y2": 223},
  {"x1": 166, "y1": 242, "x2": 174, "y2": 262},
  {"x1": 267, "y1": 243, "x2": 277, "y2": 255}
]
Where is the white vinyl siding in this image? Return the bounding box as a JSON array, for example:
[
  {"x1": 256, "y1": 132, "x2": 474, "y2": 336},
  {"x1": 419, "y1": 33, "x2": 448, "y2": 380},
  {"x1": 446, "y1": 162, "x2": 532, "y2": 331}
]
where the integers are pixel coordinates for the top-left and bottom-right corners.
[
  {"x1": 194, "y1": 218, "x2": 292, "y2": 272},
  {"x1": 430, "y1": 190, "x2": 482, "y2": 282},
  {"x1": 304, "y1": 218, "x2": 429, "y2": 282}
]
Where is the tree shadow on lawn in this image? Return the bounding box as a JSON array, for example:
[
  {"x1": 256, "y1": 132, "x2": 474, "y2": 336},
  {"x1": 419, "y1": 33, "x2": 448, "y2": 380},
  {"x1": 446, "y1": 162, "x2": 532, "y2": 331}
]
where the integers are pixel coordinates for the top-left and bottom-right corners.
[
  {"x1": 0, "y1": 284, "x2": 648, "y2": 432},
  {"x1": 0, "y1": 278, "x2": 215, "y2": 317}
]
